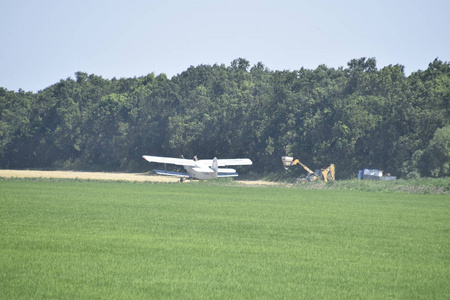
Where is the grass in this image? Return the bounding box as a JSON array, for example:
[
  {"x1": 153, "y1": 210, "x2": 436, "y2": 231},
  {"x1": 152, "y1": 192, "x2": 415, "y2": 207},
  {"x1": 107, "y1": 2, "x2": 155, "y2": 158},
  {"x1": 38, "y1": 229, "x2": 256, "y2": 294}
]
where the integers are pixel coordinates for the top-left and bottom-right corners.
[
  {"x1": 288, "y1": 178, "x2": 450, "y2": 194},
  {"x1": 1, "y1": 179, "x2": 449, "y2": 299},
  {"x1": 240, "y1": 174, "x2": 450, "y2": 194}
]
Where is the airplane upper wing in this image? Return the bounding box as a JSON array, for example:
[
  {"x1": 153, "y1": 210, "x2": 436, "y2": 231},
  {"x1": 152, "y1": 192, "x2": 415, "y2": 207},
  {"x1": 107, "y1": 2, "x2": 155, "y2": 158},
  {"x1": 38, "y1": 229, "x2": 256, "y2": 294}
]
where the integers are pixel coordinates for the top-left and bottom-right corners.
[
  {"x1": 198, "y1": 158, "x2": 253, "y2": 167},
  {"x1": 142, "y1": 155, "x2": 197, "y2": 166}
]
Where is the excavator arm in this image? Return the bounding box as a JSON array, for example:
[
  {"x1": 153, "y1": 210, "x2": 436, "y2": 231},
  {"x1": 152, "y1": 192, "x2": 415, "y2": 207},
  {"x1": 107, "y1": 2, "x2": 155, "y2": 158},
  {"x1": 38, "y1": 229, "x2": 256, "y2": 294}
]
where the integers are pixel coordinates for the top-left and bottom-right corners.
[{"x1": 292, "y1": 159, "x2": 314, "y2": 174}]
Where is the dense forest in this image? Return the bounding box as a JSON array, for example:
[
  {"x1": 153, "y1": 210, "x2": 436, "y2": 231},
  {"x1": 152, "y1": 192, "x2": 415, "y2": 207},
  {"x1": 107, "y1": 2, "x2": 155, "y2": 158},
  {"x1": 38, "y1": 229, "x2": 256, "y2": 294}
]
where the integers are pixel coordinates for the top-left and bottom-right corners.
[{"x1": 1, "y1": 58, "x2": 449, "y2": 179}]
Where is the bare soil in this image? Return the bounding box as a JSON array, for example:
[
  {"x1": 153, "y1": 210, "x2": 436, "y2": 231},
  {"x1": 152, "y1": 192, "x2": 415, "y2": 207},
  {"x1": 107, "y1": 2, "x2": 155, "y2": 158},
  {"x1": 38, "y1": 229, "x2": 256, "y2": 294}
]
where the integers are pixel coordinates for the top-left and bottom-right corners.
[{"x1": 0, "y1": 169, "x2": 278, "y2": 186}]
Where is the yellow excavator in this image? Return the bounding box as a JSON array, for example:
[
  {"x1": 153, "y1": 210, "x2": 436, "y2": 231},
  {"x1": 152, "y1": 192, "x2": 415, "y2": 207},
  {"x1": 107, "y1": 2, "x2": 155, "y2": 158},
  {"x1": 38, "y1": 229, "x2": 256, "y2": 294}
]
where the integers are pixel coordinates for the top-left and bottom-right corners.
[{"x1": 281, "y1": 156, "x2": 335, "y2": 182}]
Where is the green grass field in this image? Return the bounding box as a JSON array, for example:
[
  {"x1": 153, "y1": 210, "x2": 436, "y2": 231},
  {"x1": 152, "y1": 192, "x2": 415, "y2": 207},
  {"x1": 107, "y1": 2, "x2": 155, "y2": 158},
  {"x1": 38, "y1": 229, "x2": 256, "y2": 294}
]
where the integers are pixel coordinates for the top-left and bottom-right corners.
[{"x1": 1, "y1": 180, "x2": 449, "y2": 299}]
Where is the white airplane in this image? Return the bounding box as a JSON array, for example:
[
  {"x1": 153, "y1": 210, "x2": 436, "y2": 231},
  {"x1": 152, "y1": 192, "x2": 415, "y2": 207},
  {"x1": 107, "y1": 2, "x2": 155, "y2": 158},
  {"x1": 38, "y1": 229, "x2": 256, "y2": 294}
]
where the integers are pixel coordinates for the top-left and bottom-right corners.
[{"x1": 142, "y1": 155, "x2": 252, "y2": 181}]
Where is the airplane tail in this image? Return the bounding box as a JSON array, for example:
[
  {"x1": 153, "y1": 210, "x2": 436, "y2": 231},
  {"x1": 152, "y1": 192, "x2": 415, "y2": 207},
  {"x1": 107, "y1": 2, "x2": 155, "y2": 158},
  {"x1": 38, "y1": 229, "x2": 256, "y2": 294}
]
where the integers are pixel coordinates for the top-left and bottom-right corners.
[{"x1": 212, "y1": 157, "x2": 219, "y2": 178}]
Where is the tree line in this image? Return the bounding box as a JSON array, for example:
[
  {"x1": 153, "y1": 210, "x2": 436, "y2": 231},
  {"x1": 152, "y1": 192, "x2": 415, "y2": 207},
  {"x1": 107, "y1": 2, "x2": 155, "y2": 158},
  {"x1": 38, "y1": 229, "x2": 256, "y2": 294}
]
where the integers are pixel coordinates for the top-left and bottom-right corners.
[{"x1": 1, "y1": 58, "x2": 449, "y2": 179}]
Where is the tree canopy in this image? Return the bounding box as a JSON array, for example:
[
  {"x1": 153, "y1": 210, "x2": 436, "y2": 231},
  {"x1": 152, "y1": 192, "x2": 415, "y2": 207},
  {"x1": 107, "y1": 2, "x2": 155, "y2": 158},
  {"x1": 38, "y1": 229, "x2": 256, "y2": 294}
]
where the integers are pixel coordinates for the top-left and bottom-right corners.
[{"x1": 1, "y1": 58, "x2": 449, "y2": 178}]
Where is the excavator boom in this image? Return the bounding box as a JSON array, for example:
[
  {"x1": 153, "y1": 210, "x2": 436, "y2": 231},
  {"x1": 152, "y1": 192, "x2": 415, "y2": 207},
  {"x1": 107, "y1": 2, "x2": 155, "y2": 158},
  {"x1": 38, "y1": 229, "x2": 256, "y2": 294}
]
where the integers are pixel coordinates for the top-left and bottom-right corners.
[{"x1": 320, "y1": 164, "x2": 335, "y2": 182}]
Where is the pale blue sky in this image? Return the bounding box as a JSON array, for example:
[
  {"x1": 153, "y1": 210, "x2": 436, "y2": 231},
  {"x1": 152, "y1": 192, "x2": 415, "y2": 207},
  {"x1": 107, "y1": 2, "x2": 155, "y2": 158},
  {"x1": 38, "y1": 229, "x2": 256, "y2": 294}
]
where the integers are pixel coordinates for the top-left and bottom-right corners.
[{"x1": 1, "y1": 0, "x2": 449, "y2": 92}]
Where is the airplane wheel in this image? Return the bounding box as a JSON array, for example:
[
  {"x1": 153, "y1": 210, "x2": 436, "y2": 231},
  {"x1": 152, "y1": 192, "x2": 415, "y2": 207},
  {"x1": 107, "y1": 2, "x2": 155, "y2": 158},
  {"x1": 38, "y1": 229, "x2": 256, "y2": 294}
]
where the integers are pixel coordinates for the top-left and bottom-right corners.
[{"x1": 180, "y1": 178, "x2": 184, "y2": 183}]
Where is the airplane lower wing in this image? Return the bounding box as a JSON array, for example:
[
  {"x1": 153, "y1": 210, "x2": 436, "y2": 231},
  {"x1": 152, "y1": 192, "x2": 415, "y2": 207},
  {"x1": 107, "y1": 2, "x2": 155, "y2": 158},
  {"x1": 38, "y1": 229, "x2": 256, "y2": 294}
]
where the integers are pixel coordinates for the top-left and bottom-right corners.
[
  {"x1": 153, "y1": 169, "x2": 191, "y2": 178},
  {"x1": 217, "y1": 168, "x2": 237, "y2": 173},
  {"x1": 218, "y1": 172, "x2": 239, "y2": 177},
  {"x1": 217, "y1": 168, "x2": 238, "y2": 177}
]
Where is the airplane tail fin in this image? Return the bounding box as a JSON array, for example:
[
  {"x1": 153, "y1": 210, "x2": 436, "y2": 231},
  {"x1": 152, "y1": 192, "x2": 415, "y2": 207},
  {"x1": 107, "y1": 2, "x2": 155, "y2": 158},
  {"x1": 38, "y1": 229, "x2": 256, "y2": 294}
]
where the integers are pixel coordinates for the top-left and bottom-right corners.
[{"x1": 212, "y1": 157, "x2": 219, "y2": 178}]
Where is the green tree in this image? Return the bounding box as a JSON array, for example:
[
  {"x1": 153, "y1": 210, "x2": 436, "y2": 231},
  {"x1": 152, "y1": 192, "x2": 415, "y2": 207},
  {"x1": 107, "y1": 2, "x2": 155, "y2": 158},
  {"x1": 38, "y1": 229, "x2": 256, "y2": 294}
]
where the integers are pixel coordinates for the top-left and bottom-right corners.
[
  {"x1": 0, "y1": 88, "x2": 32, "y2": 168},
  {"x1": 418, "y1": 125, "x2": 450, "y2": 177},
  {"x1": 1, "y1": 58, "x2": 450, "y2": 178}
]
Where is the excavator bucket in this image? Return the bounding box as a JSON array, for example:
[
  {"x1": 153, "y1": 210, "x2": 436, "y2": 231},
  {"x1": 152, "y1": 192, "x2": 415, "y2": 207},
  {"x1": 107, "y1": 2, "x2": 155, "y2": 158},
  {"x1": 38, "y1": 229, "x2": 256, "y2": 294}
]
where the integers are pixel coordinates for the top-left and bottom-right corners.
[{"x1": 281, "y1": 156, "x2": 294, "y2": 170}]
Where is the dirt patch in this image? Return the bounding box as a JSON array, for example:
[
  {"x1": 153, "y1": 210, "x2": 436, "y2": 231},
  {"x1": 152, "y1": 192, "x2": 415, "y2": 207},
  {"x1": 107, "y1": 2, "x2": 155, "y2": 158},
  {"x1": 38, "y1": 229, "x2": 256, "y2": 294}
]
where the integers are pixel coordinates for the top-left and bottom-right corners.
[
  {"x1": 0, "y1": 169, "x2": 278, "y2": 186},
  {"x1": 0, "y1": 170, "x2": 179, "y2": 183}
]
